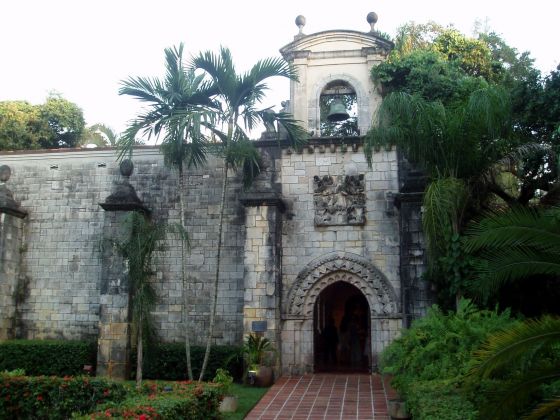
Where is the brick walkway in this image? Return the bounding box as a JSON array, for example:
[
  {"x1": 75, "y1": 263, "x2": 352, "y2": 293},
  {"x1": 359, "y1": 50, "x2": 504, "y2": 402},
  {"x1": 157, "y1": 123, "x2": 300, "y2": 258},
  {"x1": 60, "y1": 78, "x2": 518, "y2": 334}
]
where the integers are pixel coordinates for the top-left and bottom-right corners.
[{"x1": 246, "y1": 373, "x2": 396, "y2": 420}]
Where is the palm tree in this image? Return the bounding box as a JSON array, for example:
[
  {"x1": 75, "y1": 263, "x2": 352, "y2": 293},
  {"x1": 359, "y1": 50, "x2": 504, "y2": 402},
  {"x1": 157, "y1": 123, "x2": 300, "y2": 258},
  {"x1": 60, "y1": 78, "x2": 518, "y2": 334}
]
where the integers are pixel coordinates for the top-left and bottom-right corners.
[
  {"x1": 111, "y1": 211, "x2": 166, "y2": 389},
  {"x1": 191, "y1": 46, "x2": 306, "y2": 381},
  {"x1": 90, "y1": 123, "x2": 119, "y2": 146},
  {"x1": 364, "y1": 87, "x2": 514, "y2": 304},
  {"x1": 118, "y1": 44, "x2": 213, "y2": 380},
  {"x1": 78, "y1": 124, "x2": 120, "y2": 147},
  {"x1": 468, "y1": 316, "x2": 560, "y2": 419}
]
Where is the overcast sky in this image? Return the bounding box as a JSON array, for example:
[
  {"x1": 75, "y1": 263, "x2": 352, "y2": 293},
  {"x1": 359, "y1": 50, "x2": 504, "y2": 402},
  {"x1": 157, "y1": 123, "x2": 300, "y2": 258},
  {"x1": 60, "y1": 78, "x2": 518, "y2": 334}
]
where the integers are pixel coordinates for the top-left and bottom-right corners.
[{"x1": 1, "y1": 0, "x2": 558, "y2": 138}]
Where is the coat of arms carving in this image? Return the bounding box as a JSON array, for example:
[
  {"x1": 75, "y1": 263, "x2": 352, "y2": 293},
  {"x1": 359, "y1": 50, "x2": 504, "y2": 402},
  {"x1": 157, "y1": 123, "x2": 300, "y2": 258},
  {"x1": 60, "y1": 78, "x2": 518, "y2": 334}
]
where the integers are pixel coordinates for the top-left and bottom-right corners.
[{"x1": 313, "y1": 174, "x2": 366, "y2": 226}]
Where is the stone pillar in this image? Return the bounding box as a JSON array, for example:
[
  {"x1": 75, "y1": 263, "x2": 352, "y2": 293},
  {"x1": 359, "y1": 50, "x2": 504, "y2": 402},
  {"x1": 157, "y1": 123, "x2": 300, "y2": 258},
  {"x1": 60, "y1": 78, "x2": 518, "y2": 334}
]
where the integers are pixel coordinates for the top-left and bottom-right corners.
[
  {"x1": 396, "y1": 168, "x2": 432, "y2": 327},
  {"x1": 240, "y1": 193, "x2": 284, "y2": 363},
  {"x1": 97, "y1": 160, "x2": 149, "y2": 380},
  {"x1": 0, "y1": 165, "x2": 27, "y2": 340}
]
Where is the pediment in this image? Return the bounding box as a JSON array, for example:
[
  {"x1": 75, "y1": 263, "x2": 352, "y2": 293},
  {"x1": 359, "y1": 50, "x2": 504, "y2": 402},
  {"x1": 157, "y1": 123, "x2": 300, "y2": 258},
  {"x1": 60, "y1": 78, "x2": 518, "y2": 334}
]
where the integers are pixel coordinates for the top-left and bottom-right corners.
[{"x1": 280, "y1": 30, "x2": 392, "y2": 58}]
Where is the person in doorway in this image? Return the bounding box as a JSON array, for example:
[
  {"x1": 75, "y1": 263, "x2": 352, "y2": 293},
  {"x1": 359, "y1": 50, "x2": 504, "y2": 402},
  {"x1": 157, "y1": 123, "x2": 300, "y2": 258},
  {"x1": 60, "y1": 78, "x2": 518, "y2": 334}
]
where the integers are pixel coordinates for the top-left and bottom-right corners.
[{"x1": 323, "y1": 317, "x2": 338, "y2": 366}]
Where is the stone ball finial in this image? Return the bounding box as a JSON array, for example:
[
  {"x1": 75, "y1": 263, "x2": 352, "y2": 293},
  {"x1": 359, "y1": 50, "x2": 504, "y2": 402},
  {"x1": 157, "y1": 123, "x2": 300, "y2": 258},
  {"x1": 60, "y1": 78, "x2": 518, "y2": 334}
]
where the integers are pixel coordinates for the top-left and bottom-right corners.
[
  {"x1": 119, "y1": 159, "x2": 134, "y2": 177},
  {"x1": 367, "y1": 12, "x2": 378, "y2": 32},
  {"x1": 0, "y1": 165, "x2": 11, "y2": 183},
  {"x1": 295, "y1": 15, "x2": 306, "y2": 34}
]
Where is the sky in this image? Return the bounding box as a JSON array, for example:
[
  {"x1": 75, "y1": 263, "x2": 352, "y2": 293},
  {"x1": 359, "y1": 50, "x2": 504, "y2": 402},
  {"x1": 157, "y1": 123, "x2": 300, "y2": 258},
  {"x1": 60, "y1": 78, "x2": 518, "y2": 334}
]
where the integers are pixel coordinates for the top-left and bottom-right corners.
[{"x1": 1, "y1": 0, "x2": 558, "y2": 138}]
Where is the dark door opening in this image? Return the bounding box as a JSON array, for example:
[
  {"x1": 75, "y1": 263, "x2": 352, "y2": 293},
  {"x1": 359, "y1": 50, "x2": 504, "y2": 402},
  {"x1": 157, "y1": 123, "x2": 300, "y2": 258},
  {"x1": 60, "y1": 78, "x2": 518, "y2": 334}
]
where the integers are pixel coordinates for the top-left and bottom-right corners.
[{"x1": 314, "y1": 281, "x2": 371, "y2": 372}]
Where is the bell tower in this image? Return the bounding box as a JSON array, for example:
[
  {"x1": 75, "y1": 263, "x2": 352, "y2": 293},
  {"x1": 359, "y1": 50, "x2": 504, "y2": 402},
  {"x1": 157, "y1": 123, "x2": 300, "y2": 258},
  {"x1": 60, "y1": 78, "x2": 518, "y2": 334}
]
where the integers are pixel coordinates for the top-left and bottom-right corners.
[{"x1": 280, "y1": 13, "x2": 393, "y2": 137}]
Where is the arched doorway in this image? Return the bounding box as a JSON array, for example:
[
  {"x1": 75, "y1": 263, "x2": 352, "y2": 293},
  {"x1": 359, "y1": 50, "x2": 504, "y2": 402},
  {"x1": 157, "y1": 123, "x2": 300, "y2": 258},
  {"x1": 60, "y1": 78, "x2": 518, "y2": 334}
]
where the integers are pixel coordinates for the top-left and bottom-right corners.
[{"x1": 314, "y1": 281, "x2": 371, "y2": 372}]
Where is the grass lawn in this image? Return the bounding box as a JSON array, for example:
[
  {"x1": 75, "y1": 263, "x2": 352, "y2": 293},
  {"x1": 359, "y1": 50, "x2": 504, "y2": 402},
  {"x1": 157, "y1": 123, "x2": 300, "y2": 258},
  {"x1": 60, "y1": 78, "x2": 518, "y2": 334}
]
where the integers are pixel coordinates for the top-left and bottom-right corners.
[{"x1": 222, "y1": 383, "x2": 269, "y2": 420}]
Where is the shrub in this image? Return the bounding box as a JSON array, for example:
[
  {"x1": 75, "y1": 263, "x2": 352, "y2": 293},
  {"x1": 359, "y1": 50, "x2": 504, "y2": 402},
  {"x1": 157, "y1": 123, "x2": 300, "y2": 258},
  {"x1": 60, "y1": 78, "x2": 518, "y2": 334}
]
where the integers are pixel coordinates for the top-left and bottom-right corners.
[
  {"x1": 0, "y1": 374, "x2": 127, "y2": 419},
  {"x1": 87, "y1": 381, "x2": 223, "y2": 419},
  {"x1": 134, "y1": 343, "x2": 243, "y2": 381},
  {"x1": 381, "y1": 299, "x2": 516, "y2": 419},
  {"x1": 0, "y1": 340, "x2": 96, "y2": 376}
]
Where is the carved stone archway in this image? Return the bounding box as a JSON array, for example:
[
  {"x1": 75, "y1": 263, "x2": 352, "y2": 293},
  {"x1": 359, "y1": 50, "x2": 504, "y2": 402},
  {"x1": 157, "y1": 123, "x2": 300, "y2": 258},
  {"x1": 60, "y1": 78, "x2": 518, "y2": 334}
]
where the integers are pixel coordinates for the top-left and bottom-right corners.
[
  {"x1": 285, "y1": 252, "x2": 399, "y2": 317},
  {"x1": 281, "y1": 252, "x2": 402, "y2": 374}
]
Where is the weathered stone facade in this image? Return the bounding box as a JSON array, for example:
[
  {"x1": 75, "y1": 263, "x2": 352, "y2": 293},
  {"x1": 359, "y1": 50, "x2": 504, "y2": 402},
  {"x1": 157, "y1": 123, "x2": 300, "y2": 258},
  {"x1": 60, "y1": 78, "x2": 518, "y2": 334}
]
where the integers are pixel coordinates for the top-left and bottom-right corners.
[{"x1": 0, "y1": 15, "x2": 433, "y2": 376}]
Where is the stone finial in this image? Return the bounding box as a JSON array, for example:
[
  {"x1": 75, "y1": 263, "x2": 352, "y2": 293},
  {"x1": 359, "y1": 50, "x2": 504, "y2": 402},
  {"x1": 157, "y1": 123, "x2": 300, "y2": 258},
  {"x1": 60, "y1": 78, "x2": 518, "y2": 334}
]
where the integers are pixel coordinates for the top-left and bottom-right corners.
[
  {"x1": 367, "y1": 12, "x2": 378, "y2": 32},
  {"x1": 119, "y1": 159, "x2": 134, "y2": 178},
  {"x1": 99, "y1": 159, "x2": 149, "y2": 214},
  {"x1": 0, "y1": 165, "x2": 27, "y2": 218},
  {"x1": 295, "y1": 15, "x2": 306, "y2": 35},
  {"x1": 0, "y1": 165, "x2": 11, "y2": 183}
]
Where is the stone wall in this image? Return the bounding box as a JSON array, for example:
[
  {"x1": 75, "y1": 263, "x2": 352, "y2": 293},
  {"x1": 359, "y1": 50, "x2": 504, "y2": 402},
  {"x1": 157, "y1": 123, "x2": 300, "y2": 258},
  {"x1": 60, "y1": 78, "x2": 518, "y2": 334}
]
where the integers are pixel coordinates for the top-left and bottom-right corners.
[
  {"x1": 279, "y1": 140, "x2": 401, "y2": 301},
  {"x1": 0, "y1": 141, "x2": 431, "y2": 375},
  {"x1": 0, "y1": 148, "x2": 246, "y2": 345},
  {"x1": 277, "y1": 138, "x2": 403, "y2": 373}
]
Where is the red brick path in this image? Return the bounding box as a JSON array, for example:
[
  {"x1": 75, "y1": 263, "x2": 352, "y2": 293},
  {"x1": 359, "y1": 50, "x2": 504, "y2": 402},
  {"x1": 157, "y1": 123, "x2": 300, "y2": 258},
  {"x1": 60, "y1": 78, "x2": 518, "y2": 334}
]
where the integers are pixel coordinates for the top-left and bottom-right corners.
[{"x1": 246, "y1": 373, "x2": 396, "y2": 420}]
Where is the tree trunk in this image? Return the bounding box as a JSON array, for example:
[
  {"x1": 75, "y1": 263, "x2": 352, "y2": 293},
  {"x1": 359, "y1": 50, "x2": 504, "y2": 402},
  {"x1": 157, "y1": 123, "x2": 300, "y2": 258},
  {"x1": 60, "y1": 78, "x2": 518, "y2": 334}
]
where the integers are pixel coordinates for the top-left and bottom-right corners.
[
  {"x1": 199, "y1": 162, "x2": 229, "y2": 381},
  {"x1": 136, "y1": 312, "x2": 143, "y2": 390},
  {"x1": 179, "y1": 169, "x2": 194, "y2": 380}
]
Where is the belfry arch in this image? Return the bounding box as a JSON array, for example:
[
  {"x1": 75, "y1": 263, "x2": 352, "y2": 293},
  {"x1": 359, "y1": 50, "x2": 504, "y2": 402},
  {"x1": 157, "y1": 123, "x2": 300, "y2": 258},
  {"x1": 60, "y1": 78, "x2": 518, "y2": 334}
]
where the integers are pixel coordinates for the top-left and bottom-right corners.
[
  {"x1": 281, "y1": 252, "x2": 402, "y2": 374},
  {"x1": 313, "y1": 74, "x2": 368, "y2": 137}
]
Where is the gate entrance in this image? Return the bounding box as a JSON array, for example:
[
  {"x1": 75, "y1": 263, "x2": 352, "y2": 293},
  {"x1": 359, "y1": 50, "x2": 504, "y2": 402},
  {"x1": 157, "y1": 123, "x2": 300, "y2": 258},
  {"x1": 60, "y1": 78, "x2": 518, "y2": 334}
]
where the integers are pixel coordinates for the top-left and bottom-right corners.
[{"x1": 314, "y1": 281, "x2": 371, "y2": 372}]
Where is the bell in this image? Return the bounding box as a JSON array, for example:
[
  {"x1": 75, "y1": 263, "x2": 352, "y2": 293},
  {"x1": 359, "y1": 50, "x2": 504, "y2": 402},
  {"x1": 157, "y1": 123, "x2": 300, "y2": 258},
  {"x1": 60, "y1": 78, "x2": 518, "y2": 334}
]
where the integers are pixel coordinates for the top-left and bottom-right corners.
[{"x1": 327, "y1": 99, "x2": 350, "y2": 122}]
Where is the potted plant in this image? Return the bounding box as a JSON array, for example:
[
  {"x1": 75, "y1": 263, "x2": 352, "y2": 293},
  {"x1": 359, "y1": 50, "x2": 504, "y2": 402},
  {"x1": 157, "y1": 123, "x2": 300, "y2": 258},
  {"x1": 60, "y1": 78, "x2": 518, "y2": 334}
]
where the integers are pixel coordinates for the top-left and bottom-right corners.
[
  {"x1": 213, "y1": 368, "x2": 238, "y2": 413},
  {"x1": 243, "y1": 333, "x2": 275, "y2": 387}
]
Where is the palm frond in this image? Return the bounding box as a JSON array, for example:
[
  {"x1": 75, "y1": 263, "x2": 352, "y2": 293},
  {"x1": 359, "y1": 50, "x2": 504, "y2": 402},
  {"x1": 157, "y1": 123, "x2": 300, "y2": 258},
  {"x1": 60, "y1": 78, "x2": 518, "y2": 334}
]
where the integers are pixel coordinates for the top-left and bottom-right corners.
[
  {"x1": 496, "y1": 143, "x2": 552, "y2": 168},
  {"x1": 365, "y1": 87, "x2": 512, "y2": 179},
  {"x1": 224, "y1": 138, "x2": 261, "y2": 189},
  {"x1": 469, "y1": 316, "x2": 560, "y2": 379},
  {"x1": 471, "y1": 249, "x2": 560, "y2": 298},
  {"x1": 465, "y1": 207, "x2": 560, "y2": 254},
  {"x1": 523, "y1": 397, "x2": 560, "y2": 420},
  {"x1": 480, "y1": 367, "x2": 560, "y2": 420},
  {"x1": 422, "y1": 177, "x2": 469, "y2": 260},
  {"x1": 465, "y1": 207, "x2": 560, "y2": 298}
]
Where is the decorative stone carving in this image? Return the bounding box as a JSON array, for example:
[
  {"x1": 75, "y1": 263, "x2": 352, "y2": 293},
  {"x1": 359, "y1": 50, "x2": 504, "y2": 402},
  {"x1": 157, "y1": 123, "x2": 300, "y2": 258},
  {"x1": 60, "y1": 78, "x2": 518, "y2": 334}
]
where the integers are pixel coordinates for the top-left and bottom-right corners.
[
  {"x1": 285, "y1": 252, "x2": 398, "y2": 317},
  {"x1": 313, "y1": 174, "x2": 365, "y2": 226}
]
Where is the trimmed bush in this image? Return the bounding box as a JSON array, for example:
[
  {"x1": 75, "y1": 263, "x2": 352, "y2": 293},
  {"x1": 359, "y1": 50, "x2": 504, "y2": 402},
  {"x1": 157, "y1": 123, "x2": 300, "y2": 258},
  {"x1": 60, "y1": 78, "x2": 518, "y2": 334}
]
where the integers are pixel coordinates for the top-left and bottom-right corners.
[
  {"x1": 0, "y1": 340, "x2": 96, "y2": 376},
  {"x1": 87, "y1": 381, "x2": 223, "y2": 419},
  {"x1": 0, "y1": 374, "x2": 127, "y2": 419},
  {"x1": 135, "y1": 343, "x2": 243, "y2": 381}
]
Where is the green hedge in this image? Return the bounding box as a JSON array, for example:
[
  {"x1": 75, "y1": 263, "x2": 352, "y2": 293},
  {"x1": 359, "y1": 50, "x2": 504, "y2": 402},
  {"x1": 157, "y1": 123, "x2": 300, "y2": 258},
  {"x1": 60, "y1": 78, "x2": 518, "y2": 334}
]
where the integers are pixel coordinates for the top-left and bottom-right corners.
[
  {"x1": 134, "y1": 343, "x2": 244, "y2": 381},
  {"x1": 0, "y1": 340, "x2": 97, "y2": 376},
  {"x1": 86, "y1": 381, "x2": 223, "y2": 420},
  {"x1": 0, "y1": 374, "x2": 127, "y2": 419}
]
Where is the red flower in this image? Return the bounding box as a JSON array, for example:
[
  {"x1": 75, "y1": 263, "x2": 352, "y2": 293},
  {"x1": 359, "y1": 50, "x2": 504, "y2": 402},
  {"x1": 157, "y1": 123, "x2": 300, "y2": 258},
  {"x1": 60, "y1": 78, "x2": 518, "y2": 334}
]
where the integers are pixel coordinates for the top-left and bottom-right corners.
[
  {"x1": 138, "y1": 415, "x2": 147, "y2": 420},
  {"x1": 37, "y1": 395, "x2": 43, "y2": 401}
]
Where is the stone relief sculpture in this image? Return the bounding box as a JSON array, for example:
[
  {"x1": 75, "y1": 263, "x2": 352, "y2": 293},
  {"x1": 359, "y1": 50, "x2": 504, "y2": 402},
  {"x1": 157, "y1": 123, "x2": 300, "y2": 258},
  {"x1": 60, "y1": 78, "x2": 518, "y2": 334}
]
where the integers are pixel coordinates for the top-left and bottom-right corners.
[{"x1": 313, "y1": 174, "x2": 366, "y2": 226}]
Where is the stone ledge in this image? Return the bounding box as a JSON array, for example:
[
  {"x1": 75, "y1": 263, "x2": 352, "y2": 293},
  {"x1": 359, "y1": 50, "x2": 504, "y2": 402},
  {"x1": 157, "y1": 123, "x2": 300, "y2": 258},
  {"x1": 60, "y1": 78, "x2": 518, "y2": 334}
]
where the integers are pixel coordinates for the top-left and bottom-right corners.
[{"x1": 239, "y1": 192, "x2": 286, "y2": 212}]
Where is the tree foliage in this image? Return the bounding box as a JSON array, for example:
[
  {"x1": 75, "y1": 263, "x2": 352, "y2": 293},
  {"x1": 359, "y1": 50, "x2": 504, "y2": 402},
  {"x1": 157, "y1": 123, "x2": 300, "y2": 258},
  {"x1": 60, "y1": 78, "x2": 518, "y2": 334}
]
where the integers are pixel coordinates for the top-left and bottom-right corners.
[
  {"x1": 0, "y1": 94, "x2": 85, "y2": 150},
  {"x1": 368, "y1": 21, "x2": 560, "y2": 308}
]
